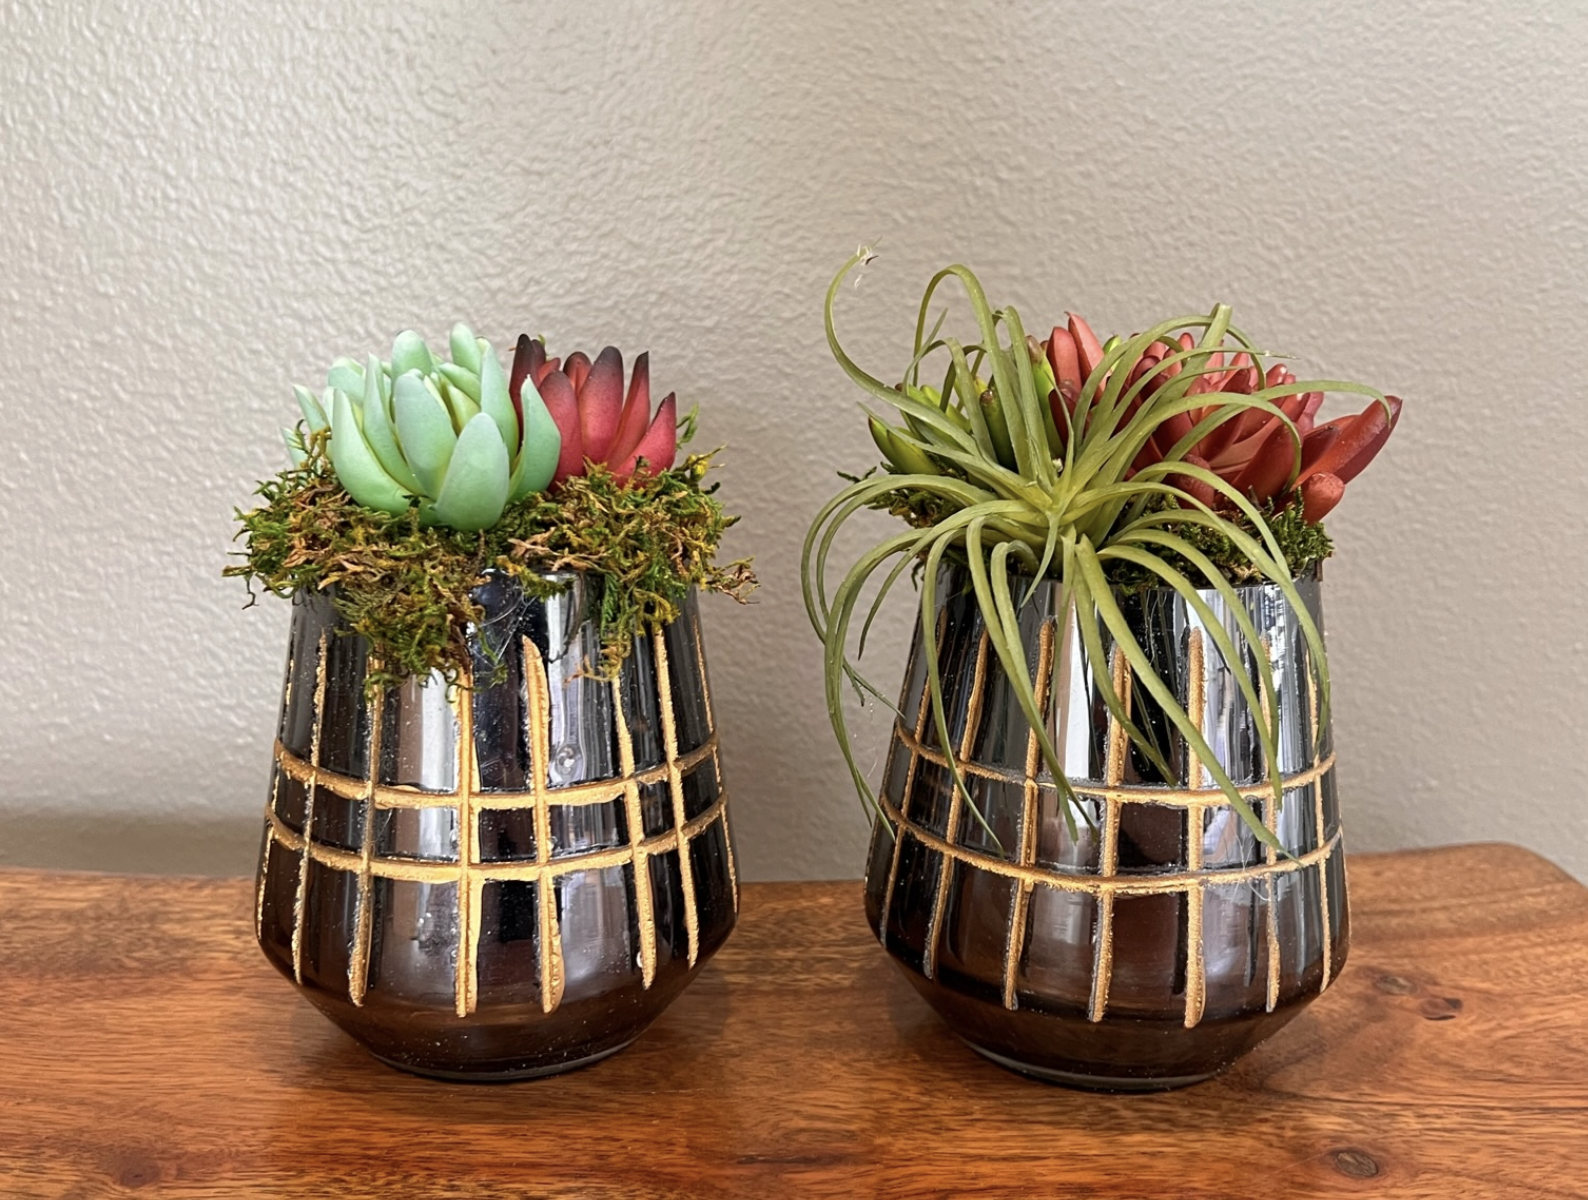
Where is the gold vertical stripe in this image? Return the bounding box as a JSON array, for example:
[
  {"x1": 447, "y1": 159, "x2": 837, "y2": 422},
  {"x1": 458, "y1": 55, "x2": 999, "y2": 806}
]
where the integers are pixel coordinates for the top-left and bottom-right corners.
[
  {"x1": 348, "y1": 681, "x2": 385, "y2": 1006},
  {"x1": 1003, "y1": 618, "x2": 1055, "y2": 1010},
  {"x1": 612, "y1": 671, "x2": 658, "y2": 987},
  {"x1": 290, "y1": 629, "x2": 329, "y2": 986},
  {"x1": 713, "y1": 747, "x2": 740, "y2": 913},
  {"x1": 1265, "y1": 800, "x2": 1281, "y2": 1013},
  {"x1": 1183, "y1": 630, "x2": 1207, "y2": 1029},
  {"x1": 1260, "y1": 670, "x2": 1281, "y2": 1013},
  {"x1": 522, "y1": 639, "x2": 566, "y2": 1014},
  {"x1": 923, "y1": 630, "x2": 990, "y2": 981},
  {"x1": 1089, "y1": 647, "x2": 1130, "y2": 1024},
  {"x1": 653, "y1": 630, "x2": 702, "y2": 966},
  {"x1": 454, "y1": 674, "x2": 481, "y2": 1018},
  {"x1": 1307, "y1": 667, "x2": 1333, "y2": 994},
  {"x1": 256, "y1": 798, "x2": 278, "y2": 944},
  {"x1": 1184, "y1": 631, "x2": 1205, "y2": 789}
]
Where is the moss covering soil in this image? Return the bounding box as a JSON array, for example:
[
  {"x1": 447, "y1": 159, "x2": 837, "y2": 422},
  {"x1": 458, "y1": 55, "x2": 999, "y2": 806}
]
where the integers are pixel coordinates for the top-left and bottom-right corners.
[
  {"x1": 872, "y1": 478, "x2": 1334, "y2": 591},
  {"x1": 227, "y1": 441, "x2": 755, "y2": 691}
]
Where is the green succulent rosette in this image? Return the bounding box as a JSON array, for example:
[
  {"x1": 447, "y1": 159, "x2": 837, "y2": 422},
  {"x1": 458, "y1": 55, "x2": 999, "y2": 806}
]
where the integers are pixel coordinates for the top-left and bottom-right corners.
[{"x1": 286, "y1": 324, "x2": 561, "y2": 531}]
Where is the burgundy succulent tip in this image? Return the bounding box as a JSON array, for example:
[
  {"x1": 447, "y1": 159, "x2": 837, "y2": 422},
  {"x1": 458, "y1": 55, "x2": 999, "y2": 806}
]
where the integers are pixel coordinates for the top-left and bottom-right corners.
[
  {"x1": 1041, "y1": 319, "x2": 1402, "y2": 523},
  {"x1": 513, "y1": 338, "x2": 679, "y2": 484}
]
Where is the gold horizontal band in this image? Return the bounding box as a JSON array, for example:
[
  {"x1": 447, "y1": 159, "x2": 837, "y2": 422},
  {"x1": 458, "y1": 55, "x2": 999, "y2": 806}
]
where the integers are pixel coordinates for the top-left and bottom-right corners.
[
  {"x1": 273, "y1": 736, "x2": 719, "y2": 811},
  {"x1": 893, "y1": 722, "x2": 1335, "y2": 810},
  {"x1": 882, "y1": 788, "x2": 1338, "y2": 895},
  {"x1": 266, "y1": 789, "x2": 728, "y2": 885}
]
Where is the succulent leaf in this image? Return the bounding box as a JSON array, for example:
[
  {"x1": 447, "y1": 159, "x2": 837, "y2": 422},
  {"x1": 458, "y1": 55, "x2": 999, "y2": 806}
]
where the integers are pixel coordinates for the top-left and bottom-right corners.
[
  {"x1": 449, "y1": 322, "x2": 482, "y2": 375},
  {"x1": 477, "y1": 348, "x2": 520, "y2": 455},
  {"x1": 803, "y1": 249, "x2": 1397, "y2": 846},
  {"x1": 392, "y1": 371, "x2": 458, "y2": 498},
  {"x1": 620, "y1": 392, "x2": 677, "y2": 479},
  {"x1": 359, "y1": 354, "x2": 423, "y2": 495},
  {"x1": 438, "y1": 362, "x2": 482, "y2": 403},
  {"x1": 581, "y1": 347, "x2": 626, "y2": 463},
  {"x1": 427, "y1": 412, "x2": 511, "y2": 530},
  {"x1": 293, "y1": 385, "x2": 330, "y2": 434},
  {"x1": 509, "y1": 373, "x2": 560, "y2": 501},
  {"x1": 295, "y1": 327, "x2": 563, "y2": 529},
  {"x1": 438, "y1": 377, "x2": 481, "y2": 431},
  {"x1": 327, "y1": 358, "x2": 364, "y2": 398},
  {"x1": 391, "y1": 330, "x2": 435, "y2": 378},
  {"x1": 608, "y1": 351, "x2": 652, "y2": 465},
  {"x1": 538, "y1": 370, "x2": 584, "y2": 484},
  {"x1": 328, "y1": 389, "x2": 412, "y2": 515}
]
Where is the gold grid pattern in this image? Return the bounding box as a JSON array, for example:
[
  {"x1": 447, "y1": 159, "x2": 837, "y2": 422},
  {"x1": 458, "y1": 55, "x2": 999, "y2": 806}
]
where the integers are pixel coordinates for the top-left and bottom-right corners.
[
  {"x1": 257, "y1": 623, "x2": 736, "y2": 1019},
  {"x1": 878, "y1": 620, "x2": 1341, "y2": 1029}
]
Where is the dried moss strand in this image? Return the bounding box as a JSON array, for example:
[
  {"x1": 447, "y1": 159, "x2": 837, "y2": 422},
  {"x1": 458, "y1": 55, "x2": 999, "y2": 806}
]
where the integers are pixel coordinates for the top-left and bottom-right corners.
[{"x1": 227, "y1": 448, "x2": 753, "y2": 690}]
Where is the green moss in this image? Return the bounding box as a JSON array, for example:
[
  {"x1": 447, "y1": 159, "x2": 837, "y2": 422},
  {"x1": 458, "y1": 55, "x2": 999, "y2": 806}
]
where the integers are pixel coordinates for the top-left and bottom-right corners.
[
  {"x1": 870, "y1": 478, "x2": 1333, "y2": 589},
  {"x1": 227, "y1": 441, "x2": 754, "y2": 692},
  {"x1": 1100, "y1": 497, "x2": 1334, "y2": 592}
]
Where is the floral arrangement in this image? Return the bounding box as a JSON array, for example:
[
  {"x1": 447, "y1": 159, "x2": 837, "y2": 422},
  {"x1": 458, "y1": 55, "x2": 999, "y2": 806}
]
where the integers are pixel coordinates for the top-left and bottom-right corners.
[
  {"x1": 803, "y1": 250, "x2": 1401, "y2": 843},
  {"x1": 231, "y1": 325, "x2": 753, "y2": 687}
]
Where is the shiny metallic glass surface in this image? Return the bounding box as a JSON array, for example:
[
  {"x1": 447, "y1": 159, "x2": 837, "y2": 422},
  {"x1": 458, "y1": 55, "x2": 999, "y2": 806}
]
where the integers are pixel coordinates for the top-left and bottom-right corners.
[
  {"x1": 864, "y1": 565, "x2": 1348, "y2": 1089},
  {"x1": 256, "y1": 574, "x2": 737, "y2": 1079}
]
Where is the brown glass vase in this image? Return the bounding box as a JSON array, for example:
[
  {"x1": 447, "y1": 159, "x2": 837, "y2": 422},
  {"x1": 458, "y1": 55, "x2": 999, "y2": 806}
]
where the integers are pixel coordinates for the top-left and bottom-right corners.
[
  {"x1": 255, "y1": 573, "x2": 738, "y2": 1080},
  {"x1": 864, "y1": 566, "x2": 1348, "y2": 1090}
]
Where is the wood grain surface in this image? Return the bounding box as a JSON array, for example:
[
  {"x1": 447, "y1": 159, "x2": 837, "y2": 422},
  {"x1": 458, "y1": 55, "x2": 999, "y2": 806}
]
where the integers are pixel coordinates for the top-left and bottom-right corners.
[{"x1": 0, "y1": 843, "x2": 1583, "y2": 1198}]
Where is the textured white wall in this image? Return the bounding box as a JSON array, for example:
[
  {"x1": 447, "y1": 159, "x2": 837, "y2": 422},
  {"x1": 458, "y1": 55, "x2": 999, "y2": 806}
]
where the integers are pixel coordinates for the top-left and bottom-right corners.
[{"x1": 2, "y1": 0, "x2": 1585, "y2": 881}]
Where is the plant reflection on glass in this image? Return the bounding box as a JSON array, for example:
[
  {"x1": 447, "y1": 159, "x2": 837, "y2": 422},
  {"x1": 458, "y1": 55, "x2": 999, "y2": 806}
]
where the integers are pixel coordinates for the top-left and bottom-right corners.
[{"x1": 802, "y1": 249, "x2": 1401, "y2": 847}]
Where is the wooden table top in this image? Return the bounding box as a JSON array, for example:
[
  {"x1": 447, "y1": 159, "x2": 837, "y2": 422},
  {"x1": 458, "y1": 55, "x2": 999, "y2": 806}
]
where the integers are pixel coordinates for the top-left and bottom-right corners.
[{"x1": 0, "y1": 843, "x2": 1583, "y2": 1198}]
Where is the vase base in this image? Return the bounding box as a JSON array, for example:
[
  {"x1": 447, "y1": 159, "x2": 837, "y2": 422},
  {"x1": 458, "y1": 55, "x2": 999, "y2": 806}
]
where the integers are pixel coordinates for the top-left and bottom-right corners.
[
  {"x1": 368, "y1": 1038, "x2": 636, "y2": 1083},
  {"x1": 963, "y1": 1040, "x2": 1221, "y2": 1093}
]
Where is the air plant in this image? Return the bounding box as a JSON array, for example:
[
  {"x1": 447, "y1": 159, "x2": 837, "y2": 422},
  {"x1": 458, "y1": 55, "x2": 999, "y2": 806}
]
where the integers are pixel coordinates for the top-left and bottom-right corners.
[
  {"x1": 803, "y1": 250, "x2": 1401, "y2": 846},
  {"x1": 1041, "y1": 319, "x2": 1401, "y2": 523},
  {"x1": 286, "y1": 325, "x2": 561, "y2": 532},
  {"x1": 515, "y1": 338, "x2": 679, "y2": 483}
]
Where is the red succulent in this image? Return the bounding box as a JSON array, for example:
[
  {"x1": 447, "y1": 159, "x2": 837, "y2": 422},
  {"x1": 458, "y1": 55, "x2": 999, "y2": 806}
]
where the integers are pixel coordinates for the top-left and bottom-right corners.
[
  {"x1": 511, "y1": 336, "x2": 678, "y2": 484},
  {"x1": 1044, "y1": 316, "x2": 1401, "y2": 523}
]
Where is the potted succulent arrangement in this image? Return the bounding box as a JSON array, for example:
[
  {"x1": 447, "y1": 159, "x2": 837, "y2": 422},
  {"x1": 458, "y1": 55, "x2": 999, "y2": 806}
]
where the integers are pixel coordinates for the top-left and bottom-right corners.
[
  {"x1": 804, "y1": 250, "x2": 1401, "y2": 1090},
  {"x1": 229, "y1": 324, "x2": 754, "y2": 1080}
]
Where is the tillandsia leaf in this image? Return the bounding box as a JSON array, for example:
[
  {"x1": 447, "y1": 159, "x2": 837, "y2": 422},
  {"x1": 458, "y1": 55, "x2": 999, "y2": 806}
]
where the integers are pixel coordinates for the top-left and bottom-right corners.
[
  {"x1": 808, "y1": 255, "x2": 1394, "y2": 838},
  {"x1": 1127, "y1": 502, "x2": 1332, "y2": 743},
  {"x1": 870, "y1": 417, "x2": 940, "y2": 477},
  {"x1": 985, "y1": 534, "x2": 1082, "y2": 839},
  {"x1": 1075, "y1": 543, "x2": 1280, "y2": 849},
  {"x1": 803, "y1": 473, "x2": 1012, "y2": 705},
  {"x1": 820, "y1": 523, "x2": 953, "y2": 817},
  {"x1": 916, "y1": 519, "x2": 993, "y2": 841},
  {"x1": 1065, "y1": 551, "x2": 1176, "y2": 788},
  {"x1": 921, "y1": 264, "x2": 1058, "y2": 492},
  {"x1": 801, "y1": 469, "x2": 1006, "y2": 633},
  {"x1": 1096, "y1": 540, "x2": 1284, "y2": 811}
]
